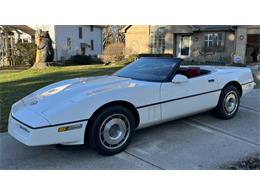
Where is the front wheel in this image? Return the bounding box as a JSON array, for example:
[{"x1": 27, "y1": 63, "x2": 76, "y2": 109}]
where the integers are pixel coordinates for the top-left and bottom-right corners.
[
  {"x1": 86, "y1": 105, "x2": 135, "y2": 155},
  {"x1": 212, "y1": 85, "x2": 240, "y2": 119}
]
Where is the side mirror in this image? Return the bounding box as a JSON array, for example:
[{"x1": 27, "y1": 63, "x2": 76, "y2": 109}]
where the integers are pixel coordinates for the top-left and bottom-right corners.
[{"x1": 172, "y1": 74, "x2": 188, "y2": 84}]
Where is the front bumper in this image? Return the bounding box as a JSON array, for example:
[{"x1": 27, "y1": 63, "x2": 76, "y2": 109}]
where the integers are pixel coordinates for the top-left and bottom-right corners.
[{"x1": 8, "y1": 115, "x2": 87, "y2": 146}]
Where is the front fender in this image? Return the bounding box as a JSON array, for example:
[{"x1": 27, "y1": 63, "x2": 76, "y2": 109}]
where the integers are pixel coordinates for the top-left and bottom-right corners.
[{"x1": 41, "y1": 82, "x2": 161, "y2": 125}]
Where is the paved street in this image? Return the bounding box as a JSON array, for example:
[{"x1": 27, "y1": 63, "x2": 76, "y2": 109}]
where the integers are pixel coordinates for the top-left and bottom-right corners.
[{"x1": 0, "y1": 90, "x2": 259, "y2": 170}]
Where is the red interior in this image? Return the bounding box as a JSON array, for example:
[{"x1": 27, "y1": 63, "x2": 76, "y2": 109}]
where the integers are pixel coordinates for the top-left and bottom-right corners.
[{"x1": 186, "y1": 67, "x2": 201, "y2": 78}]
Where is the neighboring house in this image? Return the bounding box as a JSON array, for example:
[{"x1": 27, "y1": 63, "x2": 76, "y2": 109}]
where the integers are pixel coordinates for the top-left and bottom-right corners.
[
  {"x1": 0, "y1": 25, "x2": 35, "y2": 44},
  {"x1": 122, "y1": 25, "x2": 260, "y2": 64},
  {"x1": 0, "y1": 25, "x2": 35, "y2": 66},
  {"x1": 0, "y1": 25, "x2": 35, "y2": 54},
  {"x1": 29, "y1": 25, "x2": 103, "y2": 61}
]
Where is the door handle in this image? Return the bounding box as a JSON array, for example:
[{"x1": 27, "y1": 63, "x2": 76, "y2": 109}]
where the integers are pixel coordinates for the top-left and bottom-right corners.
[{"x1": 208, "y1": 79, "x2": 215, "y2": 83}]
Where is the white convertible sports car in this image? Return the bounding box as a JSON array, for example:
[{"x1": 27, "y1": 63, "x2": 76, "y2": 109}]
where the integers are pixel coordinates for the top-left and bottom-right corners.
[{"x1": 8, "y1": 57, "x2": 255, "y2": 154}]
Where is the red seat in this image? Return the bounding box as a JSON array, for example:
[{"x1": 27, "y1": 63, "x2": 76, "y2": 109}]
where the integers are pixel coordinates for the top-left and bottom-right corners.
[{"x1": 186, "y1": 67, "x2": 201, "y2": 78}]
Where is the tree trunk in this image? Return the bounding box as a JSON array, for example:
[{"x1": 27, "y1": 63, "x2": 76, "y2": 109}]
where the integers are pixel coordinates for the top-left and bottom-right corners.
[{"x1": 31, "y1": 62, "x2": 49, "y2": 69}]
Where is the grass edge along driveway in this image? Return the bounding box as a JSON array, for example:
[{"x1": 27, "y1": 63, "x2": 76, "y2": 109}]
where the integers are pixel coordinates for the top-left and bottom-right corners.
[{"x1": 0, "y1": 64, "x2": 123, "y2": 132}]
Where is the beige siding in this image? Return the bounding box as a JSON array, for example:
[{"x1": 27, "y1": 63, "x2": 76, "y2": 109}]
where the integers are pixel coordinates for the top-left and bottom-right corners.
[
  {"x1": 125, "y1": 25, "x2": 174, "y2": 55},
  {"x1": 125, "y1": 25, "x2": 150, "y2": 55}
]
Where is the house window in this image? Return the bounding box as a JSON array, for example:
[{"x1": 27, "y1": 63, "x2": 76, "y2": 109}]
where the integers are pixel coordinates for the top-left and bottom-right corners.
[
  {"x1": 204, "y1": 32, "x2": 223, "y2": 48},
  {"x1": 90, "y1": 25, "x2": 94, "y2": 32},
  {"x1": 150, "y1": 27, "x2": 166, "y2": 54},
  {"x1": 91, "y1": 40, "x2": 94, "y2": 50},
  {"x1": 67, "y1": 37, "x2": 72, "y2": 49},
  {"x1": 79, "y1": 27, "x2": 83, "y2": 39}
]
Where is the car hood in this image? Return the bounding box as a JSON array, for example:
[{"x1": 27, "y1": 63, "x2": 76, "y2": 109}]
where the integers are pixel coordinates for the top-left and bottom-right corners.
[{"x1": 19, "y1": 75, "x2": 135, "y2": 114}]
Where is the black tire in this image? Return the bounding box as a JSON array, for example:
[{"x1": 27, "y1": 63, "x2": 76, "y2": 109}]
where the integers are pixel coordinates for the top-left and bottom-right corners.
[
  {"x1": 86, "y1": 105, "x2": 135, "y2": 155},
  {"x1": 212, "y1": 85, "x2": 240, "y2": 119}
]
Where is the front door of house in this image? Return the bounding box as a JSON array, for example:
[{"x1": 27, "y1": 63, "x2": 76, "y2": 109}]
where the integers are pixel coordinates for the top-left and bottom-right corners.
[{"x1": 176, "y1": 35, "x2": 191, "y2": 58}]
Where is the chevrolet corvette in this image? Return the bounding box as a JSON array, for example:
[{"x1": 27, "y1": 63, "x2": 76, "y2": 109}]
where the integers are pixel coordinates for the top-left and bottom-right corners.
[{"x1": 8, "y1": 57, "x2": 255, "y2": 154}]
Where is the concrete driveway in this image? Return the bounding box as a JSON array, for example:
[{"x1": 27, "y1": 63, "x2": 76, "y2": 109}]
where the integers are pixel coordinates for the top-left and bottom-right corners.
[{"x1": 1, "y1": 90, "x2": 259, "y2": 170}]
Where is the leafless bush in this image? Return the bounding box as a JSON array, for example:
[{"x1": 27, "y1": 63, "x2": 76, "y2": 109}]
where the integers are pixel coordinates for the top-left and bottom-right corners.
[{"x1": 101, "y1": 42, "x2": 125, "y2": 64}]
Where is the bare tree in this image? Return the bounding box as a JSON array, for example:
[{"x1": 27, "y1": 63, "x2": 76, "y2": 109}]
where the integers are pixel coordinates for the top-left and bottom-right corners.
[
  {"x1": 0, "y1": 26, "x2": 15, "y2": 66},
  {"x1": 103, "y1": 25, "x2": 126, "y2": 48}
]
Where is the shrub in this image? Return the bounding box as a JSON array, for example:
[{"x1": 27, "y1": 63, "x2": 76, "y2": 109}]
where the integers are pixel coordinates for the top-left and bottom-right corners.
[
  {"x1": 101, "y1": 42, "x2": 125, "y2": 64},
  {"x1": 13, "y1": 42, "x2": 36, "y2": 65},
  {"x1": 70, "y1": 55, "x2": 92, "y2": 65},
  {"x1": 90, "y1": 55, "x2": 103, "y2": 64}
]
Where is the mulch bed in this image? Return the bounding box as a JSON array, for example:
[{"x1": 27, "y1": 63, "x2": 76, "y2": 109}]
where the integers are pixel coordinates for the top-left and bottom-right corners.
[{"x1": 225, "y1": 154, "x2": 260, "y2": 170}]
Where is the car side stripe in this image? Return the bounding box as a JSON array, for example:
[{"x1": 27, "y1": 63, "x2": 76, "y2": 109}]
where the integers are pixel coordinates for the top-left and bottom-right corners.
[
  {"x1": 136, "y1": 88, "x2": 222, "y2": 109},
  {"x1": 137, "y1": 81, "x2": 255, "y2": 109},
  {"x1": 12, "y1": 115, "x2": 88, "y2": 130}
]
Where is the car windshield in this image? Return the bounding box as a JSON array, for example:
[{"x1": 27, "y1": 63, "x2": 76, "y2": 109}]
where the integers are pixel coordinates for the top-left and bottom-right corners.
[{"x1": 114, "y1": 57, "x2": 180, "y2": 82}]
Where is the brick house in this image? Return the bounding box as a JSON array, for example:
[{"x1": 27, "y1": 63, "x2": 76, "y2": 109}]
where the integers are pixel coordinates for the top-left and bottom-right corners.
[{"x1": 122, "y1": 25, "x2": 260, "y2": 64}]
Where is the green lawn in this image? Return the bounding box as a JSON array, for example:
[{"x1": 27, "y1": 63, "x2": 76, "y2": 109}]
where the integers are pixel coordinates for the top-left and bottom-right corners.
[{"x1": 0, "y1": 64, "x2": 123, "y2": 132}]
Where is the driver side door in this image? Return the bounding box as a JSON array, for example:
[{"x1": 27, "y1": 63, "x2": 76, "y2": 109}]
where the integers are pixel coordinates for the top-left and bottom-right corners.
[{"x1": 160, "y1": 74, "x2": 220, "y2": 121}]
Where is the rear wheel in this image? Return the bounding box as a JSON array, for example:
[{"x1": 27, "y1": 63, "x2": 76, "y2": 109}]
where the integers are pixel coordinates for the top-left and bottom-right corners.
[
  {"x1": 86, "y1": 105, "x2": 135, "y2": 155},
  {"x1": 212, "y1": 85, "x2": 240, "y2": 119}
]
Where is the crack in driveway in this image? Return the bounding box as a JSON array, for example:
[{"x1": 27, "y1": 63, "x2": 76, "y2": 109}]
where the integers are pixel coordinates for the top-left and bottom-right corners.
[{"x1": 124, "y1": 151, "x2": 164, "y2": 170}]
